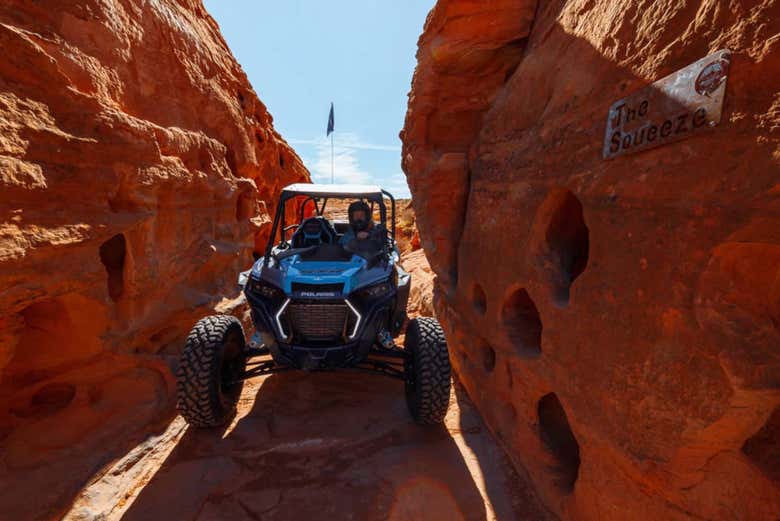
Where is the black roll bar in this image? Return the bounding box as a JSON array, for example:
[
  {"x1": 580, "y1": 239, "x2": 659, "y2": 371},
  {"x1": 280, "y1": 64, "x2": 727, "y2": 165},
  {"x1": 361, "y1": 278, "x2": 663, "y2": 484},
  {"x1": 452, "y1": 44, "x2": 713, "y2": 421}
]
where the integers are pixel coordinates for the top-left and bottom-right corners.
[
  {"x1": 381, "y1": 189, "x2": 396, "y2": 243},
  {"x1": 264, "y1": 190, "x2": 397, "y2": 258}
]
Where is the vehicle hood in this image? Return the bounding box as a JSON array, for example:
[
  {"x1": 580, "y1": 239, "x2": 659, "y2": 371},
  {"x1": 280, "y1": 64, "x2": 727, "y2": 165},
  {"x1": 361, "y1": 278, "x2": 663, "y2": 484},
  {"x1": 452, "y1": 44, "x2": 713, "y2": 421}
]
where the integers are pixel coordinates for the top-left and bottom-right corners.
[{"x1": 251, "y1": 253, "x2": 393, "y2": 296}]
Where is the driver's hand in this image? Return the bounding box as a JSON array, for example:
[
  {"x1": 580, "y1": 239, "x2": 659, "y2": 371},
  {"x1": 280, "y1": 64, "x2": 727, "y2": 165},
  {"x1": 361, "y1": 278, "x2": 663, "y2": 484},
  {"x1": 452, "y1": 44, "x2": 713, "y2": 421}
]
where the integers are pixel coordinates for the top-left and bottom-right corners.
[{"x1": 357, "y1": 231, "x2": 369, "y2": 240}]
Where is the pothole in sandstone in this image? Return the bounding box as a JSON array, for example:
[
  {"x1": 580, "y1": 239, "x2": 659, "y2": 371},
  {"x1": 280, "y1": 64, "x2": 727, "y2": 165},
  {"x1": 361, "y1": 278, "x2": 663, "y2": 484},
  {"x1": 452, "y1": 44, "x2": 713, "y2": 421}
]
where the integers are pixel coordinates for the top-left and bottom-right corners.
[
  {"x1": 531, "y1": 187, "x2": 589, "y2": 308},
  {"x1": 538, "y1": 392, "x2": 580, "y2": 492},
  {"x1": 501, "y1": 288, "x2": 542, "y2": 358},
  {"x1": 472, "y1": 283, "x2": 487, "y2": 315},
  {"x1": 742, "y1": 406, "x2": 779, "y2": 482},
  {"x1": 99, "y1": 233, "x2": 126, "y2": 301}
]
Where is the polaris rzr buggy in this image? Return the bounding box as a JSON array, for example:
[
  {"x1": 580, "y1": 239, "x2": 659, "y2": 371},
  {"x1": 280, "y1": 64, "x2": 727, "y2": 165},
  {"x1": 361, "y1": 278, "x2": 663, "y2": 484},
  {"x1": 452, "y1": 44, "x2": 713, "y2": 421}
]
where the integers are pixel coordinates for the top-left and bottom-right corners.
[{"x1": 176, "y1": 184, "x2": 452, "y2": 427}]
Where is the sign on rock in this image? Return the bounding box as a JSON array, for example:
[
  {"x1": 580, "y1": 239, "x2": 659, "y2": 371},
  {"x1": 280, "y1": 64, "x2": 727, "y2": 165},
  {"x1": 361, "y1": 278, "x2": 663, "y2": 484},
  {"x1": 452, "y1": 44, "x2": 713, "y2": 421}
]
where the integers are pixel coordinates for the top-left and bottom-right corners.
[{"x1": 603, "y1": 49, "x2": 730, "y2": 159}]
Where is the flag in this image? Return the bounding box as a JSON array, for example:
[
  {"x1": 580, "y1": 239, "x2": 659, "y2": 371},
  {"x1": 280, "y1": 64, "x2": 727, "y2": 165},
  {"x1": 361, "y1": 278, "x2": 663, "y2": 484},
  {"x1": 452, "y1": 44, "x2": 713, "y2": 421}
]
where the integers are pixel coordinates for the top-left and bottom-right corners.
[{"x1": 326, "y1": 102, "x2": 335, "y2": 136}]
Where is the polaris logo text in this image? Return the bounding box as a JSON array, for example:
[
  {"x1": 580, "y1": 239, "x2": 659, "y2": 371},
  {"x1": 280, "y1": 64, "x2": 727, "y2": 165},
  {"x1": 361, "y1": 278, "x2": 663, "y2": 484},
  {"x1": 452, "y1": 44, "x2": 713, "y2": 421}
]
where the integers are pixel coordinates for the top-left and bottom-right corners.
[{"x1": 299, "y1": 291, "x2": 338, "y2": 297}]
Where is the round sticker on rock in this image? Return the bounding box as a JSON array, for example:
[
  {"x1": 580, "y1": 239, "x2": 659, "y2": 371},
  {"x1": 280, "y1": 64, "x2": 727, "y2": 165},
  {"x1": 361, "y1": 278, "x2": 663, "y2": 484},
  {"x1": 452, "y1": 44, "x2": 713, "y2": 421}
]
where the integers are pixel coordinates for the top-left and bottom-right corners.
[{"x1": 695, "y1": 59, "x2": 729, "y2": 96}]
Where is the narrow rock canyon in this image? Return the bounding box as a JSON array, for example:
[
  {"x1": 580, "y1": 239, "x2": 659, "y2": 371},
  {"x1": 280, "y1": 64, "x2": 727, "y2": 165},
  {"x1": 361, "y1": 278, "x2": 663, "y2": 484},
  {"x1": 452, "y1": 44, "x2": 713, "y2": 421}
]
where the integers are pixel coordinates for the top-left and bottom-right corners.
[
  {"x1": 1, "y1": 0, "x2": 778, "y2": 520},
  {"x1": 402, "y1": 0, "x2": 779, "y2": 520}
]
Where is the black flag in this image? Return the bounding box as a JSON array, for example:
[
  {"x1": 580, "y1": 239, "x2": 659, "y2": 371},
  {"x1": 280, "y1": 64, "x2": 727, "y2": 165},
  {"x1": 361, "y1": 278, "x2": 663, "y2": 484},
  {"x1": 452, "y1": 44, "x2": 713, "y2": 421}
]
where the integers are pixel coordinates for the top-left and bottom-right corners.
[{"x1": 326, "y1": 102, "x2": 334, "y2": 136}]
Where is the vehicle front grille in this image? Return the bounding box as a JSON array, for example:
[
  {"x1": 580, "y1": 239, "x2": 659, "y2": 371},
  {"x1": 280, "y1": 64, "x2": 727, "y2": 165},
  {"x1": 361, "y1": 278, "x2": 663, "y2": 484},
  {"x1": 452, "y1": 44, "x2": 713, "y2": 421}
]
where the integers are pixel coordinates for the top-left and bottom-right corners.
[{"x1": 285, "y1": 301, "x2": 350, "y2": 343}]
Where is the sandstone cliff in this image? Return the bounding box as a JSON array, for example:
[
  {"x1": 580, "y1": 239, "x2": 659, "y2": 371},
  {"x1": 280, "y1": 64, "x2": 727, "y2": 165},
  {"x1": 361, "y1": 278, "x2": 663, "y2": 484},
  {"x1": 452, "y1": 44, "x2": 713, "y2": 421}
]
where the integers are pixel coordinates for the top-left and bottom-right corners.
[
  {"x1": 0, "y1": 1, "x2": 308, "y2": 519},
  {"x1": 402, "y1": 1, "x2": 780, "y2": 519}
]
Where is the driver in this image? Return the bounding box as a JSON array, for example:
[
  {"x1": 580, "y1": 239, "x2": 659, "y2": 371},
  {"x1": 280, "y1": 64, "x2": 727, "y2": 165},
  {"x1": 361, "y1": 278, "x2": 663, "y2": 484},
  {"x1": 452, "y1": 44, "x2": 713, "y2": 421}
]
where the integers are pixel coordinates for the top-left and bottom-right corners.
[{"x1": 339, "y1": 200, "x2": 382, "y2": 245}]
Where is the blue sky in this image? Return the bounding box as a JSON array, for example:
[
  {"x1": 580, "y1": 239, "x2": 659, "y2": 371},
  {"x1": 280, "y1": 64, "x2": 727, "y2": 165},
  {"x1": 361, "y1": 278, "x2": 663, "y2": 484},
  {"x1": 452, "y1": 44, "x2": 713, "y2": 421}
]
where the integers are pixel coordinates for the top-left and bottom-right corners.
[{"x1": 203, "y1": 1, "x2": 436, "y2": 198}]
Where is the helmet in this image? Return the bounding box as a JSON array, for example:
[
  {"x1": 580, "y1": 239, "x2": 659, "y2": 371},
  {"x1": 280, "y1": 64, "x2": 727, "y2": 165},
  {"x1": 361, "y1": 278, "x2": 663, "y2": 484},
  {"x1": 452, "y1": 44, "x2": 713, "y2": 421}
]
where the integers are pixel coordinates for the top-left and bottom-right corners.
[{"x1": 348, "y1": 200, "x2": 372, "y2": 232}]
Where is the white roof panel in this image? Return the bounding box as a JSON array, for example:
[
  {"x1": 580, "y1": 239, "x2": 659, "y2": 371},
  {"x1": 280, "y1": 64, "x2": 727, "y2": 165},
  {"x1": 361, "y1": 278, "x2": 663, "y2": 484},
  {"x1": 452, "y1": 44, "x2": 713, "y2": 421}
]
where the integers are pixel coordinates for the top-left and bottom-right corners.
[{"x1": 281, "y1": 183, "x2": 385, "y2": 198}]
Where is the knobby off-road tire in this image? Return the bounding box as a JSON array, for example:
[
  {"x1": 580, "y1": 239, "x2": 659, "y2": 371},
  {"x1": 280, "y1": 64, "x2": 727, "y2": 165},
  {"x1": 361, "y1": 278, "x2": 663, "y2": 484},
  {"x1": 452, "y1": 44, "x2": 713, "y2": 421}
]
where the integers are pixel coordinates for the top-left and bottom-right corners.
[
  {"x1": 404, "y1": 317, "x2": 452, "y2": 425},
  {"x1": 176, "y1": 315, "x2": 247, "y2": 428}
]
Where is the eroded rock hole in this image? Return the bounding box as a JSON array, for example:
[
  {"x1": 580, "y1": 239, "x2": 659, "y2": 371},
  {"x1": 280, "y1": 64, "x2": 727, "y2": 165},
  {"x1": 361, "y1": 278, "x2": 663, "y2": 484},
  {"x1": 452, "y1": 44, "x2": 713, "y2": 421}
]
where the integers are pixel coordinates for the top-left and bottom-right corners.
[
  {"x1": 543, "y1": 188, "x2": 589, "y2": 307},
  {"x1": 481, "y1": 341, "x2": 496, "y2": 372},
  {"x1": 538, "y1": 393, "x2": 580, "y2": 492},
  {"x1": 472, "y1": 283, "x2": 487, "y2": 315},
  {"x1": 742, "y1": 407, "x2": 779, "y2": 482},
  {"x1": 279, "y1": 150, "x2": 285, "y2": 169},
  {"x1": 11, "y1": 383, "x2": 76, "y2": 418},
  {"x1": 99, "y1": 234, "x2": 126, "y2": 301},
  {"x1": 501, "y1": 288, "x2": 542, "y2": 358}
]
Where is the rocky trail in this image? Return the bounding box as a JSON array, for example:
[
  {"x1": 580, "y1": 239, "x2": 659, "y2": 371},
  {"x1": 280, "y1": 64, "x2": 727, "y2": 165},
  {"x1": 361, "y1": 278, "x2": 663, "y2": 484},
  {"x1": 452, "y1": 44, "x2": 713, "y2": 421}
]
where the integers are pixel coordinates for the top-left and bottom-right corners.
[{"x1": 66, "y1": 373, "x2": 550, "y2": 521}]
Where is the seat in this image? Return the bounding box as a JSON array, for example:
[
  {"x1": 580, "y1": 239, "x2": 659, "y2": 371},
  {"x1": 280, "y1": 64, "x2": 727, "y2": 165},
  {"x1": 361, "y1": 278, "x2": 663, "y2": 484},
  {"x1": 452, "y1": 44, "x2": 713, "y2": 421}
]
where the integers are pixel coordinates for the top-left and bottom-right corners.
[{"x1": 291, "y1": 217, "x2": 337, "y2": 249}]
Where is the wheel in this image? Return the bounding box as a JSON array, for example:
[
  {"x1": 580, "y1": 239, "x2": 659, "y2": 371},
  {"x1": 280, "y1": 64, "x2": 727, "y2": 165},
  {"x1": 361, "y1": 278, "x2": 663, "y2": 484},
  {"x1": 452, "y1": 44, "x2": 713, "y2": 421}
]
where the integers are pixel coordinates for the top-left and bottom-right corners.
[
  {"x1": 176, "y1": 315, "x2": 247, "y2": 427},
  {"x1": 404, "y1": 317, "x2": 451, "y2": 424}
]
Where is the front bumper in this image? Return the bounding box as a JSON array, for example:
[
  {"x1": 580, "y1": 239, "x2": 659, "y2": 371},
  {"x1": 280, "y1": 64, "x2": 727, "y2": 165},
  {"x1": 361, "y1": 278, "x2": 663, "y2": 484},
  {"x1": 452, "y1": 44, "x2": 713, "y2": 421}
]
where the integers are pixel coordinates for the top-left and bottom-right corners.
[
  {"x1": 246, "y1": 289, "x2": 394, "y2": 370},
  {"x1": 269, "y1": 339, "x2": 367, "y2": 370}
]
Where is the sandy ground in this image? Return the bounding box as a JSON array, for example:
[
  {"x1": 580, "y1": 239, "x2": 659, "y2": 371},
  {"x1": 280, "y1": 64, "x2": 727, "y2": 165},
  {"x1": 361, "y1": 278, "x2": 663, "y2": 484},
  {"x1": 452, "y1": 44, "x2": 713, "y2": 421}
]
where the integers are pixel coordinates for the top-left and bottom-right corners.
[{"x1": 65, "y1": 372, "x2": 552, "y2": 521}]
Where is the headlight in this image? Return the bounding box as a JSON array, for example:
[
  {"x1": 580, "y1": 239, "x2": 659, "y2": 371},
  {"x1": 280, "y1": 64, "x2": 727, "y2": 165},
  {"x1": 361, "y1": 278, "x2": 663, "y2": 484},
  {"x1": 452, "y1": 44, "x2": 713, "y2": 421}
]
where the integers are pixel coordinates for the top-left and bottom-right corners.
[
  {"x1": 358, "y1": 282, "x2": 392, "y2": 299},
  {"x1": 247, "y1": 278, "x2": 284, "y2": 300}
]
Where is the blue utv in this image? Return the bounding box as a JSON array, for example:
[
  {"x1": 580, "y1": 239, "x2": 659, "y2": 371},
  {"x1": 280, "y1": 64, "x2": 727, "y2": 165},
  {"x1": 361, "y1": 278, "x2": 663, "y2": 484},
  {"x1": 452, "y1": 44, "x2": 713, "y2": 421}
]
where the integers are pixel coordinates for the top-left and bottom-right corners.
[{"x1": 176, "y1": 184, "x2": 452, "y2": 427}]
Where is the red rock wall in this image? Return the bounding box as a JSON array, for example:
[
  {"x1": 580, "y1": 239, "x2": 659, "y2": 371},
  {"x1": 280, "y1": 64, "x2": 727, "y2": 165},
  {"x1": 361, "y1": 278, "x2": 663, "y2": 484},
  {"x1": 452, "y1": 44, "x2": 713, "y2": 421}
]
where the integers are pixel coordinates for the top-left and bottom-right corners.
[
  {"x1": 402, "y1": 1, "x2": 779, "y2": 519},
  {"x1": 0, "y1": 1, "x2": 308, "y2": 519}
]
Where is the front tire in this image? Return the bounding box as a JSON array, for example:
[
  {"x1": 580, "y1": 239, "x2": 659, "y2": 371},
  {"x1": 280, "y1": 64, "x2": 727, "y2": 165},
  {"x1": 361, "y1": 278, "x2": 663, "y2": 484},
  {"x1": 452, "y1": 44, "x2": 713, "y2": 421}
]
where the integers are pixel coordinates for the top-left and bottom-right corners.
[
  {"x1": 176, "y1": 315, "x2": 247, "y2": 427},
  {"x1": 404, "y1": 317, "x2": 451, "y2": 424}
]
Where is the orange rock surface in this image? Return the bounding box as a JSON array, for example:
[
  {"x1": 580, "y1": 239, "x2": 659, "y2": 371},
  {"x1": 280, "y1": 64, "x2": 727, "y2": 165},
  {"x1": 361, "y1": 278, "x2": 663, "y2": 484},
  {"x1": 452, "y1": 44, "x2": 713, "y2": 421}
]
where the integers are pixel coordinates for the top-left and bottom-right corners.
[
  {"x1": 402, "y1": 249, "x2": 435, "y2": 318},
  {"x1": 402, "y1": 1, "x2": 780, "y2": 519},
  {"x1": 65, "y1": 373, "x2": 552, "y2": 521},
  {"x1": 0, "y1": 1, "x2": 307, "y2": 519}
]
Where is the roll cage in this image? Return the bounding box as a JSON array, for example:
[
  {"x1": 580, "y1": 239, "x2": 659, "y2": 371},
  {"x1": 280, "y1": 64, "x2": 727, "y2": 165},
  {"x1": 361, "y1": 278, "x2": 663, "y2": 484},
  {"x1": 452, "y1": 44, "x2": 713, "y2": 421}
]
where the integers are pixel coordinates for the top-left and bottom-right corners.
[{"x1": 264, "y1": 183, "x2": 397, "y2": 258}]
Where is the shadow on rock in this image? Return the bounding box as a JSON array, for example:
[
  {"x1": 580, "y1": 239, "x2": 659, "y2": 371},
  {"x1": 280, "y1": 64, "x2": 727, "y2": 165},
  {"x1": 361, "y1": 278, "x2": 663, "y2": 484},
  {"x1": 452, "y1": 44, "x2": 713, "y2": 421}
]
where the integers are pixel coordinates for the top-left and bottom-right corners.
[{"x1": 122, "y1": 371, "x2": 501, "y2": 520}]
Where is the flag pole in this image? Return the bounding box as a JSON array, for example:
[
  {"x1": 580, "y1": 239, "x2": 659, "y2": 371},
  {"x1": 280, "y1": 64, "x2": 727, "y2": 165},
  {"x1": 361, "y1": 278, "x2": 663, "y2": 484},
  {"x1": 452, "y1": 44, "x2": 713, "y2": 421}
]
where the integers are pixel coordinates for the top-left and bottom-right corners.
[
  {"x1": 327, "y1": 101, "x2": 335, "y2": 183},
  {"x1": 331, "y1": 130, "x2": 334, "y2": 184}
]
